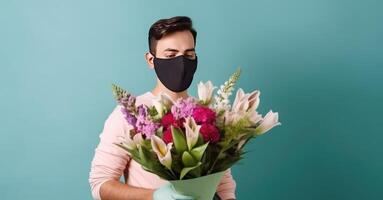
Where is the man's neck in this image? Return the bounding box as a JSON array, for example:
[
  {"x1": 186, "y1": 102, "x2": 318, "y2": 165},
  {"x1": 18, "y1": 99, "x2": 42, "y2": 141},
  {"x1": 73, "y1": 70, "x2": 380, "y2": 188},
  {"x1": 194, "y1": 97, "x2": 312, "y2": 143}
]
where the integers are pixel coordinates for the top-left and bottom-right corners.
[{"x1": 151, "y1": 84, "x2": 189, "y2": 101}]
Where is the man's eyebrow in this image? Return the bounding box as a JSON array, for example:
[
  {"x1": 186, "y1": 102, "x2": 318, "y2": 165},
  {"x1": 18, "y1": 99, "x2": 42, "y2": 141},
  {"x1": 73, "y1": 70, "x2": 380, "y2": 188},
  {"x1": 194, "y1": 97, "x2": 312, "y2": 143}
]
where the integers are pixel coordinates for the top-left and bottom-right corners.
[
  {"x1": 185, "y1": 48, "x2": 195, "y2": 52},
  {"x1": 163, "y1": 48, "x2": 195, "y2": 53},
  {"x1": 163, "y1": 48, "x2": 179, "y2": 52}
]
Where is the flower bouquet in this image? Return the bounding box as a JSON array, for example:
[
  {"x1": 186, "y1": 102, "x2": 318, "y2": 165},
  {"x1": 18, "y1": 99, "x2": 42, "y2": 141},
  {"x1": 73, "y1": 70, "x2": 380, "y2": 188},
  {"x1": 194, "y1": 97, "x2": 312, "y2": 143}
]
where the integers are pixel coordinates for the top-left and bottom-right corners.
[{"x1": 112, "y1": 68, "x2": 281, "y2": 200}]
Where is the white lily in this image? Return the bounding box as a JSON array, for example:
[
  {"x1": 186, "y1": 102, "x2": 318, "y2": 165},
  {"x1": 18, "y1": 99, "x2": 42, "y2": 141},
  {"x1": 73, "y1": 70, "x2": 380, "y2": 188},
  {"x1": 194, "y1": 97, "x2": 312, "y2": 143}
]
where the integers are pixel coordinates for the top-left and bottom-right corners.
[
  {"x1": 116, "y1": 129, "x2": 145, "y2": 150},
  {"x1": 183, "y1": 116, "x2": 201, "y2": 150},
  {"x1": 151, "y1": 135, "x2": 173, "y2": 170},
  {"x1": 254, "y1": 110, "x2": 281, "y2": 135},
  {"x1": 117, "y1": 130, "x2": 137, "y2": 150},
  {"x1": 247, "y1": 110, "x2": 263, "y2": 125},
  {"x1": 152, "y1": 100, "x2": 164, "y2": 118},
  {"x1": 232, "y1": 88, "x2": 260, "y2": 113},
  {"x1": 152, "y1": 92, "x2": 174, "y2": 118},
  {"x1": 223, "y1": 110, "x2": 241, "y2": 125},
  {"x1": 198, "y1": 81, "x2": 216, "y2": 104},
  {"x1": 225, "y1": 88, "x2": 261, "y2": 125},
  {"x1": 133, "y1": 133, "x2": 145, "y2": 146}
]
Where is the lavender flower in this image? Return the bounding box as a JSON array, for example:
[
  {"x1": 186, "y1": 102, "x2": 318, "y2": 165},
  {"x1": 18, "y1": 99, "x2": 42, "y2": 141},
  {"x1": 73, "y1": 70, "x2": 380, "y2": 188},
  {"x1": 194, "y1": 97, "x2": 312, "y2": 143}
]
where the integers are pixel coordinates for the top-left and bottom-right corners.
[
  {"x1": 121, "y1": 107, "x2": 137, "y2": 128},
  {"x1": 118, "y1": 93, "x2": 136, "y2": 109},
  {"x1": 133, "y1": 104, "x2": 159, "y2": 138},
  {"x1": 136, "y1": 115, "x2": 160, "y2": 138},
  {"x1": 171, "y1": 97, "x2": 197, "y2": 120},
  {"x1": 137, "y1": 105, "x2": 148, "y2": 117}
]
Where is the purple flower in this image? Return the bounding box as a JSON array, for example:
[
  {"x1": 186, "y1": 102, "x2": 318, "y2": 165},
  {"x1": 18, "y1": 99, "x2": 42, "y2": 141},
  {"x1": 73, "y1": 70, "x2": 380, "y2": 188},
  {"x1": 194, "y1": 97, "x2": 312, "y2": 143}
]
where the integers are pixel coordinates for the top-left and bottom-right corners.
[
  {"x1": 131, "y1": 104, "x2": 159, "y2": 138},
  {"x1": 171, "y1": 97, "x2": 197, "y2": 120},
  {"x1": 137, "y1": 105, "x2": 148, "y2": 117},
  {"x1": 136, "y1": 116, "x2": 159, "y2": 138},
  {"x1": 121, "y1": 107, "x2": 137, "y2": 128},
  {"x1": 118, "y1": 93, "x2": 136, "y2": 108}
]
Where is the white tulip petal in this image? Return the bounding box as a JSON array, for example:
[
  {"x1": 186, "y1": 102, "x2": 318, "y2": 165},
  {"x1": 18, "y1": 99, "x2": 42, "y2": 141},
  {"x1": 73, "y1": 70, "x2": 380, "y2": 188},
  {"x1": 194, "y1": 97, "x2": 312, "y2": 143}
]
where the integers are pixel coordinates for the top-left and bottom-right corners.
[
  {"x1": 184, "y1": 117, "x2": 200, "y2": 150},
  {"x1": 198, "y1": 81, "x2": 216, "y2": 104}
]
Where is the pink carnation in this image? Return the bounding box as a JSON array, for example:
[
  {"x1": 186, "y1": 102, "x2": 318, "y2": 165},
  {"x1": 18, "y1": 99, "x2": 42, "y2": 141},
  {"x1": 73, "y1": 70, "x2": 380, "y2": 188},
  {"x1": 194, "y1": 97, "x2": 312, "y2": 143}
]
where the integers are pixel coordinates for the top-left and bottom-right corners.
[
  {"x1": 161, "y1": 112, "x2": 184, "y2": 129},
  {"x1": 192, "y1": 106, "x2": 216, "y2": 125},
  {"x1": 199, "y1": 123, "x2": 220, "y2": 143}
]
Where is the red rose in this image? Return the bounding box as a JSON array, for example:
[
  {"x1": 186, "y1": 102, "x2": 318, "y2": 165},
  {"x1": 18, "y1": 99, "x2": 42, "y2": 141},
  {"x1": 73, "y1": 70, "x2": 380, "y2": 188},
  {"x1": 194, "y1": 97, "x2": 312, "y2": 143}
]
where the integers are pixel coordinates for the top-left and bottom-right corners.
[
  {"x1": 192, "y1": 106, "x2": 216, "y2": 125},
  {"x1": 162, "y1": 128, "x2": 173, "y2": 144},
  {"x1": 199, "y1": 123, "x2": 220, "y2": 143}
]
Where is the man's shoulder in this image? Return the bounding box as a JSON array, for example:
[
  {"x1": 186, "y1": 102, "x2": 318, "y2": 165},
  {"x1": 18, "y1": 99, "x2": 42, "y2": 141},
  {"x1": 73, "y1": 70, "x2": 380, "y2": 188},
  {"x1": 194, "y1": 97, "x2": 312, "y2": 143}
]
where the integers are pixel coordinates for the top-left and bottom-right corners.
[{"x1": 135, "y1": 91, "x2": 155, "y2": 107}]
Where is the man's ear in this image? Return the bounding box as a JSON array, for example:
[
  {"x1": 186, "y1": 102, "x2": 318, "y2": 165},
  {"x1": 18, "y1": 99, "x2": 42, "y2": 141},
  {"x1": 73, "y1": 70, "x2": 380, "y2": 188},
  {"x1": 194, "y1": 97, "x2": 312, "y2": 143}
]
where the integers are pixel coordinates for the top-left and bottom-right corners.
[{"x1": 144, "y1": 52, "x2": 155, "y2": 69}]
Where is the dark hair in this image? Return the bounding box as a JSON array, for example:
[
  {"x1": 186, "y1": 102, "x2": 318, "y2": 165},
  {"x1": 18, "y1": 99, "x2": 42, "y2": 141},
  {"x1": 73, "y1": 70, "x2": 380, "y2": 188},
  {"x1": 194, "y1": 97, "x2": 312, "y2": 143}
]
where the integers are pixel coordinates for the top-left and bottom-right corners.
[{"x1": 148, "y1": 16, "x2": 197, "y2": 55}]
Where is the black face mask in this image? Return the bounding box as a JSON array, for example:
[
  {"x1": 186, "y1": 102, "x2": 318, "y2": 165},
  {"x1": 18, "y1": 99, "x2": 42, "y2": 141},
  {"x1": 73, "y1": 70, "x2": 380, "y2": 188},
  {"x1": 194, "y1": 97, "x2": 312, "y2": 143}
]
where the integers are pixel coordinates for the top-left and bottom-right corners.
[{"x1": 153, "y1": 55, "x2": 198, "y2": 92}]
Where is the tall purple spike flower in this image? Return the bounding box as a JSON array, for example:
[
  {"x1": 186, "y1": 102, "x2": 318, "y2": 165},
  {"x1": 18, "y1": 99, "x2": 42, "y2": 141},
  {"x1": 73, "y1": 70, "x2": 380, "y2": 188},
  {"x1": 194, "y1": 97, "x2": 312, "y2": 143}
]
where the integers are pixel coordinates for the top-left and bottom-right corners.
[
  {"x1": 121, "y1": 107, "x2": 137, "y2": 128},
  {"x1": 118, "y1": 93, "x2": 136, "y2": 109}
]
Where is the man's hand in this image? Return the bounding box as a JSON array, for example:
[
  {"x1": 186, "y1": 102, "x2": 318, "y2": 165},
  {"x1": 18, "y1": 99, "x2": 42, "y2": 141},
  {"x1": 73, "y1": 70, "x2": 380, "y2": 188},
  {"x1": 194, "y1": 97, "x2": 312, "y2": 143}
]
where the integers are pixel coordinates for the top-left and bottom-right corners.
[{"x1": 153, "y1": 183, "x2": 194, "y2": 200}]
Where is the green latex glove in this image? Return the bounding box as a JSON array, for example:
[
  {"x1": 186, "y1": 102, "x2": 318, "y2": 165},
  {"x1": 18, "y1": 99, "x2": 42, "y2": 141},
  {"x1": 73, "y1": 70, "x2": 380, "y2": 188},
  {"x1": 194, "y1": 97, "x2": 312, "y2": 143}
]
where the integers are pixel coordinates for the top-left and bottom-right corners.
[{"x1": 153, "y1": 183, "x2": 195, "y2": 200}]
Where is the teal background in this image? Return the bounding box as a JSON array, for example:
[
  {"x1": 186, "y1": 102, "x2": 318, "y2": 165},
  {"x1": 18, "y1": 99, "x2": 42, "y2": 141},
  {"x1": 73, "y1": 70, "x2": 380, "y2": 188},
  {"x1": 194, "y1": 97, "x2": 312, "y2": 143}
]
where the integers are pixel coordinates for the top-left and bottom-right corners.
[{"x1": 1, "y1": 0, "x2": 382, "y2": 199}]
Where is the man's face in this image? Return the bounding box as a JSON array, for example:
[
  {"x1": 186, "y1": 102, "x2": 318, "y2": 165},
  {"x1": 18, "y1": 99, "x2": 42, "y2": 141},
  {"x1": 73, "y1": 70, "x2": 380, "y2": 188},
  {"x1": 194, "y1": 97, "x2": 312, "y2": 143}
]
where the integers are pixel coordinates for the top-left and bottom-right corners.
[{"x1": 145, "y1": 30, "x2": 196, "y2": 68}]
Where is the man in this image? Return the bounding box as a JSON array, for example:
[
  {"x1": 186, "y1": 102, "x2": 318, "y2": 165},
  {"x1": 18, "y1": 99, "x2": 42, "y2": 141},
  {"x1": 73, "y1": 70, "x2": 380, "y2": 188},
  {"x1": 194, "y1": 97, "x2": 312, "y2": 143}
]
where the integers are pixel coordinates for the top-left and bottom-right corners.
[{"x1": 89, "y1": 16, "x2": 237, "y2": 200}]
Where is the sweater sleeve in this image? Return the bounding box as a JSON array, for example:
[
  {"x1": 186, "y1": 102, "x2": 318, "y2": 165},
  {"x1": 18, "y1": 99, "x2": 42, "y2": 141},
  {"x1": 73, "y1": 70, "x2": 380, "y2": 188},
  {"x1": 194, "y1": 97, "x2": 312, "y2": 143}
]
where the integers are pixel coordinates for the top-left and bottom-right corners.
[
  {"x1": 216, "y1": 168, "x2": 237, "y2": 200},
  {"x1": 88, "y1": 105, "x2": 132, "y2": 200}
]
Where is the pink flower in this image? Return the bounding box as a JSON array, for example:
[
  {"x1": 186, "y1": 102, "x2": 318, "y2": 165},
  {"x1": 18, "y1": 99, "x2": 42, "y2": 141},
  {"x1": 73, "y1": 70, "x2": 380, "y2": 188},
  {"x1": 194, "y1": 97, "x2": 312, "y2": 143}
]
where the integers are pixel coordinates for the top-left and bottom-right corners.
[
  {"x1": 199, "y1": 123, "x2": 220, "y2": 143},
  {"x1": 192, "y1": 106, "x2": 216, "y2": 125},
  {"x1": 171, "y1": 97, "x2": 197, "y2": 120},
  {"x1": 161, "y1": 113, "x2": 176, "y2": 128}
]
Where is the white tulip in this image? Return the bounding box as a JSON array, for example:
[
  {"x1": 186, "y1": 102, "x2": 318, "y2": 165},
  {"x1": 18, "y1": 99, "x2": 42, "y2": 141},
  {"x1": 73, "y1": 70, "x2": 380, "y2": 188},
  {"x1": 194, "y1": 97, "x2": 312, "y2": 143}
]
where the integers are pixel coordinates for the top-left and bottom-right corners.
[
  {"x1": 254, "y1": 110, "x2": 281, "y2": 135},
  {"x1": 151, "y1": 135, "x2": 173, "y2": 170},
  {"x1": 198, "y1": 81, "x2": 216, "y2": 104},
  {"x1": 183, "y1": 116, "x2": 201, "y2": 150}
]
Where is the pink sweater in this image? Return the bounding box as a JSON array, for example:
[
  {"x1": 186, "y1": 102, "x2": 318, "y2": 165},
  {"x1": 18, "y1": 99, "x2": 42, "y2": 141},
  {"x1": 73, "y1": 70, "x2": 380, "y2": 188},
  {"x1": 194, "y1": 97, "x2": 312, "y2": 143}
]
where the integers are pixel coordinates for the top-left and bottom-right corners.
[{"x1": 88, "y1": 91, "x2": 236, "y2": 200}]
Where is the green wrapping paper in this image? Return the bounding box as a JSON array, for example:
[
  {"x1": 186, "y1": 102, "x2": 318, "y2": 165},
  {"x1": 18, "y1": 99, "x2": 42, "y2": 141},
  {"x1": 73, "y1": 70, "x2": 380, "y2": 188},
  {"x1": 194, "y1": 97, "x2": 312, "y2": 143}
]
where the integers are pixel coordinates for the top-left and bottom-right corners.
[{"x1": 169, "y1": 171, "x2": 226, "y2": 200}]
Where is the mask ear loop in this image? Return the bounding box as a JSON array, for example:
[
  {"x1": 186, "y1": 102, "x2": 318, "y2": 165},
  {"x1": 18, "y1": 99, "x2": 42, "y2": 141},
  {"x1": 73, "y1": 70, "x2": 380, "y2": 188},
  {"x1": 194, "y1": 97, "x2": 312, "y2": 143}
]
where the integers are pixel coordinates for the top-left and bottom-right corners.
[{"x1": 150, "y1": 51, "x2": 156, "y2": 59}]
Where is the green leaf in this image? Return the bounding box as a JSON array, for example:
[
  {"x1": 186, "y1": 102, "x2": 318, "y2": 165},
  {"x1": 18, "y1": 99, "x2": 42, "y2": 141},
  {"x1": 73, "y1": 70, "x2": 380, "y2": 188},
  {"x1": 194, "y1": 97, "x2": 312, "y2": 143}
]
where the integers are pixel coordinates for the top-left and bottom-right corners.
[
  {"x1": 180, "y1": 162, "x2": 202, "y2": 180},
  {"x1": 114, "y1": 142, "x2": 139, "y2": 160},
  {"x1": 190, "y1": 142, "x2": 209, "y2": 161},
  {"x1": 137, "y1": 145, "x2": 176, "y2": 180},
  {"x1": 138, "y1": 145, "x2": 152, "y2": 166},
  {"x1": 171, "y1": 126, "x2": 187, "y2": 154},
  {"x1": 182, "y1": 151, "x2": 197, "y2": 167},
  {"x1": 196, "y1": 133, "x2": 205, "y2": 146},
  {"x1": 156, "y1": 126, "x2": 164, "y2": 138},
  {"x1": 148, "y1": 105, "x2": 157, "y2": 114}
]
